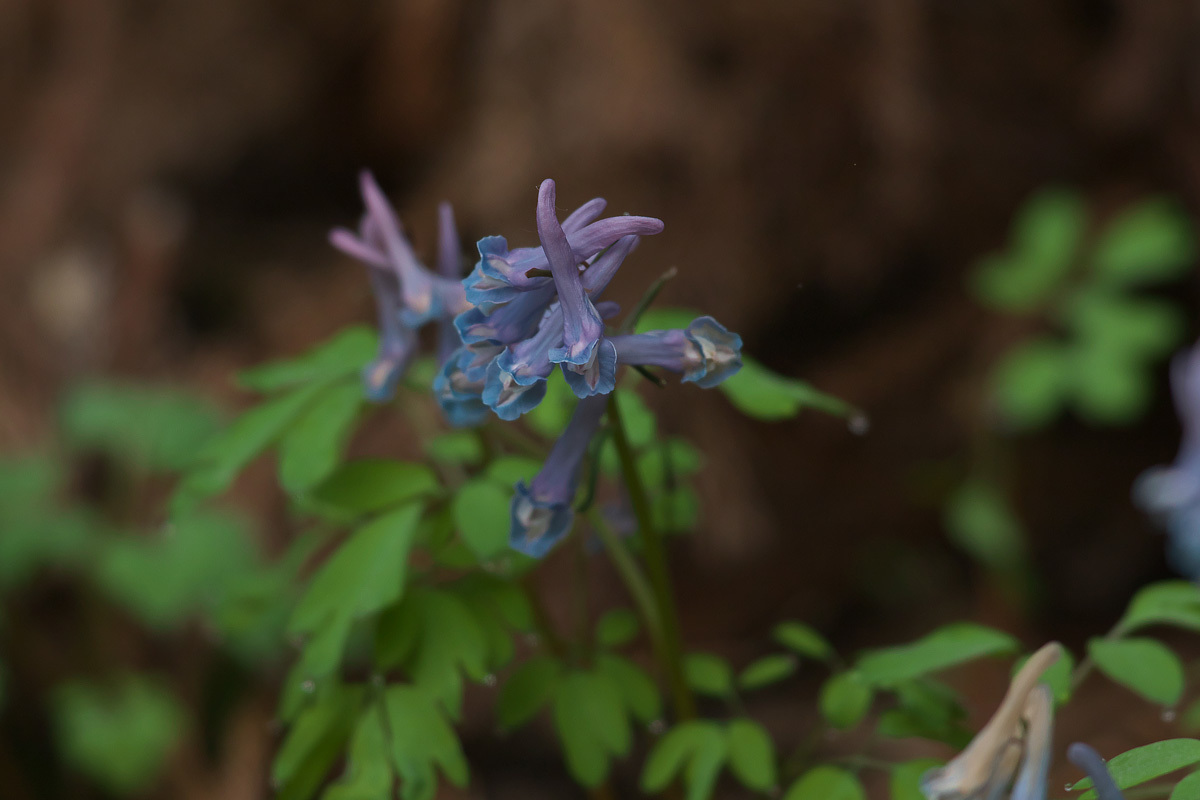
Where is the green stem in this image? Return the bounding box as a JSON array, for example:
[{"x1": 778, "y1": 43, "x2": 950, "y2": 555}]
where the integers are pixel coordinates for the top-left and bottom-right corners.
[
  {"x1": 1070, "y1": 620, "x2": 1125, "y2": 692},
  {"x1": 607, "y1": 392, "x2": 696, "y2": 721},
  {"x1": 589, "y1": 508, "x2": 663, "y2": 647}
]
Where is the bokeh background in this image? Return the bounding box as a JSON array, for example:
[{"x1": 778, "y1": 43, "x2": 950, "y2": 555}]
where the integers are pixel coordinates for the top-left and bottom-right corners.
[{"x1": 4, "y1": 0, "x2": 1200, "y2": 797}]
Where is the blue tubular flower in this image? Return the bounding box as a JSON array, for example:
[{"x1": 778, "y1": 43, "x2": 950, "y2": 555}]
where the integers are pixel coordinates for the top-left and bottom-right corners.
[
  {"x1": 510, "y1": 395, "x2": 608, "y2": 557},
  {"x1": 608, "y1": 315, "x2": 744, "y2": 388},
  {"x1": 433, "y1": 348, "x2": 489, "y2": 427},
  {"x1": 463, "y1": 191, "x2": 664, "y2": 307},
  {"x1": 1067, "y1": 744, "x2": 1126, "y2": 800},
  {"x1": 1011, "y1": 686, "x2": 1053, "y2": 800},
  {"x1": 330, "y1": 171, "x2": 472, "y2": 402},
  {"x1": 538, "y1": 179, "x2": 606, "y2": 370},
  {"x1": 1134, "y1": 341, "x2": 1200, "y2": 578}
]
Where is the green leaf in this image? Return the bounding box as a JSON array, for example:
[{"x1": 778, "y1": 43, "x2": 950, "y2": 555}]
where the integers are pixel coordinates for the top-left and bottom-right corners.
[
  {"x1": 526, "y1": 370, "x2": 576, "y2": 437},
  {"x1": 684, "y1": 723, "x2": 728, "y2": 800},
  {"x1": 323, "y1": 706, "x2": 393, "y2": 800},
  {"x1": 1012, "y1": 647, "x2": 1075, "y2": 703},
  {"x1": 290, "y1": 503, "x2": 423, "y2": 643},
  {"x1": 485, "y1": 456, "x2": 543, "y2": 487},
  {"x1": 653, "y1": 485, "x2": 701, "y2": 533},
  {"x1": 276, "y1": 684, "x2": 363, "y2": 800},
  {"x1": 496, "y1": 656, "x2": 563, "y2": 732},
  {"x1": 383, "y1": 685, "x2": 469, "y2": 799},
  {"x1": 684, "y1": 652, "x2": 735, "y2": 698},
  {"x1": 642, "y1": 721, "x2": 714, "y2": 793},
  {"x1": 943, "y1": 480, "x2": 1027, "y2": 570},
  {"x1": 1171, "y1": 770, "x2": 1200, "y2": 800},
  {"x1": 856, "y1": 623, "x2": 1019, "y2": 687},
  {"x1": 783, "y1": 765, "x2": 866, "y2": 800},
  {"x1": 553, "y1": 670, "x2": 631, "y2": 787},
  {"x1": 1072, "y1": 740, "x2": 1200, "y2": 798},
  {"x1": 595, "y1": 654, "x2": 662, "y2": 724},
  {"x1": 726, "y1": 718, "x2": 777, "y2": 792},
  {"x1": 721, "y1": 356, "x2": 853, "y2": 420},
  {"x1": 618, "y1": 389, "x2": 658, "y2": 448},
  {"x1": 174, "y1": 381, "x2": 327, "y2": 508},
  {"x1": 819, "y1": 671, "x2": 874, "y2": 730},
  {"x1": 990, "y1": 339, "x2": 1069, "y2": 430},
  {"x1": 1120, "y1": 582, "x2": 1200, "y2": 635},
  {"x1": 890, "y1": 759, "x2": 943, "y2": 800},
  {"x1": 773, "y1": 621, "x2": 834, "y2": 661},
  {"x1": 1061, "y1": 290, "x2": 1185, "y2": 360},
  {"x1": 638, "y1": 439, "x2": 703, "y2": 487},
  {"x1": 1088, "y1": 637, "x2": 1184, "y2": 706},
  {"x1": 96, "y1": 510, "x2": 257, "y2": 629},
  {"x1": 877, "y1": 680, "x2": 971, "y2": 748},
  {"x1": 452, "y1": 479, "x2": 512, "y2": 561},
  {"x1": 1070, "y1": 344, "x2": 1149, "y2": 425},
  {"x1": 405, "y1": 590, "x2": 491, "y2": 716},
  {"x1": 53, "y1": 677, "x2": 185, "y2": 796},
  {"x1": 308, "y1": 460, "x2": 440, "y2": 519},
  {"x1": 279, "y1": 382, "x2": 363, "y2": 494},
  {"x1": 1092, "y1": 199, "x2": 1195, "y2": 286},
  {"x1": 738, "y1": 654, "x2": 798, "y2": 690},
  {"x1": 970, "y1": 189, "x2": 1086, "y2": 312},
  {"x1": 425, "y1": 431, "x2": 484, "y2": 466},
  {"x1": 59, "y1": 382, "x2": 222, "y2": 471},
  {"x1": 238, "y1": 326, "x2": 377, "y2": 392},
  {"x1": 596, "y1": 608, "x2": 641, "y2": 648}
]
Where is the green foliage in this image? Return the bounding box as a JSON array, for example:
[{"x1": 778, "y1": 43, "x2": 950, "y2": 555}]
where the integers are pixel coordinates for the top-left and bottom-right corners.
[
  {"x1": 425, "y1": 430, "x2": 484, "y2": 467},
  {"x1": 819, "y1": 671, "x2": 874, "y2": 730},
  {"x1": 782, "y1": 765, "x2": 866, "y2": 800},
  {"x1": 552, "y1": 669, "x2": 632, "y2": 787},
  {"x1": 943, "y1": 480, "x2": 1027, "y2": 571},
  {"x1": 383, "y1": 685, "x2": 469, "y2": 799},
  {"x1": 322, "y1": 706, "x2": 393, "y2": 800},
  {"x1": 725, "y1": 718, "x2": 777, "y2": 792},
  {"x1": 238, "y1": 327, "x2": 377, "y2": 392},
  {"x1": 738, "y1": 654, "x2": 798, "y2": 690},
  {"x1": 0, "y1": 454, "x2": 95, "y2": 588},
  {"x1": 595, "y1": 654, "x2": 662, "y2": 724},
  {"x1": 1117, "y1": 581, "x2": 1200, "y2": 635},
  {"x1": 452, "y1": 479, "x2": 512, "y2": 560},
  {"x1": 53, "y1": 677, "x2": 185, "y2": 796},
  {"x1": 1011, "y1": 646, "x2": 1076, "y2": 703},
  {"x1": 684, "y1": 652, "x2": 735, "y2": 698},
  {"x1": 876, "y1": 679, "x2": 971, "y2": 748},
  {"x1": 773, "y1": 621, "x2": 835, "y2": 661},
  {"x1": 1070, "y1": 739, "x2": 1200, "y2": 799},
  {"x1": 595, "y1": 608, "x2": 641, "y2": 648},
  {"x1": 890, "y1": 759, "x2": 943, "y2": 800},
  {"x1": 278, "y1": 382, "x2": 364, "y2": 494},
  {"x1": 60, "y1": 381, "x2": 223, "y2": 471},
  {"x1": 641, "y1": 720, "x2": 727, "y2": 800},
  {"x1": 973, "y1": 191, "x2": 1193, "y2": 430},
  {"x1": 1087, "y1": 637, "x2": 1184, "y2": 706},
  {"x1": 306, "y1": 459, "x2": 440, "y2": 521},
  {"x1": 496, "y1": 655, "x2": 562, "y2": 732},
  {"x1": 274, "y1": 684, "x2": 363, "y2": 800},
  {"x1": 856, "y1": 623, "x2": 1018, "y2": 687},
  {"x1": 96, "y1": 510, "x2": 258, "y2": 629}
]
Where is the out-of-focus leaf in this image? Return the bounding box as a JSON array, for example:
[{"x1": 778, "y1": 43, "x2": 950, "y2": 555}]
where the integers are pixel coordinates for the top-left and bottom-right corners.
[
  {"x1": 773, "y1": 621, "x2": 834, "y2": 662},
  {"x1": 307, "y1": 460, "x2": 440, "y2": 520},
  {"x1": 1119, "y1": 581, "x2": 1200, "y2": 635},
  {"x1": 726, "y1": 718, "x2": 777, "y2": 792},
  {"x1": 819, "y1": 671, "x2": 873, "y2": 730},
  {"x1": 485, "y1": 456, "x2": 543, "y2": 487},
  {"x1": 856, "y1": 623, "x2": 1018, "y2": 687},
  {"x1": 641, "y1": 720, "x2": 726, "y2": 800},
  {"x1": 238, "y1": 327, "x2": 377, "y2": 392},
  {"x1": 1092, "y1": 199, "x2": 1196, "y2": 286},
  {"x1": 783, "y1": 765, "x2": 866, "y2": 800},
  {"x1": 1169, "y1": 769, "x2": 1200, "y2": 800},
  {"x1": 738, "y1": 655, "x2": 798, "y2": 691},
  {"x1": 496, "y1": 656, "x2": 562, "y2": 732},
  {"x1": 1071, "y1": 344, "x2": 1149, "y2": 425},
  {"x1": 54, "y1": 677, "x2": 185, "y2": 796},
  {"x1": 990, "y1": 339, "x2": 1069, "y2": 430},
  {"x1": 970, "y1": 189, "x2": 1086, "y2": 313},
  {"x1": 60, "y1": 382, "x2": 222, "y2": 471},
  {"x1": 1062, "y1": 290, "x2": 1185, "y2": 360},
  {"x1": 383, "y1": 685, "x2": 469, "y2": 799},
  {"x1": 425, "y1": 431, "x2": 484, "y2": 466},
  {"x1": 1088, "y1": 637, "x2": 1184, "y2": 706},
  {"x1": 684, "y1": 652, "x2": 735, "y2": 698},
  {"x1": 526, "y1": 370, "x2": 575, "y2": 437},
  {"x1": 552, "y1": 670, "x2": 631, "y2": 787},
  {"x1": 452, "y1": 479, "x2": 511, "y2": 561},
  {"x1": 595, "y1": 608, "x2": 641, "y2": 649},
  {"x1": 890, "y1": 759, "x2": 943, "y2": 800},
  {"x1": 1011, "y1": 647, "x2": 1075, "y2": 703},
  {"x1": 943, "y1": 480, "x2": 1027, "y2": 570},
  {"x1": 322, "y1": 706, "x2": 393, "y2": 800},
  {"x1": 595, "y1": 654, "x2": 662, "y2": 724}
]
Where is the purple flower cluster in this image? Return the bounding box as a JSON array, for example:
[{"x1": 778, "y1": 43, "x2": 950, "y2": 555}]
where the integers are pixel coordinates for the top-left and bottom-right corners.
[{"x1": 330, "y1": 172, "x2": 470, "y2": 402}]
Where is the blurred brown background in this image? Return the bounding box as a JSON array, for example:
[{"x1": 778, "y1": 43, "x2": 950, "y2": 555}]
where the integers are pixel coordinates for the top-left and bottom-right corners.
[{"x1": 3, "y1": 0, "x2": 1200, "y2": 797}]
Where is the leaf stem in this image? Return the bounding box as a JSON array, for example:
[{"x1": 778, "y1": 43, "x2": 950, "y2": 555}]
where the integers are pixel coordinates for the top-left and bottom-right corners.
[{"x1": 607, "y1": 392, "x2": 697, "y2": 721}]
